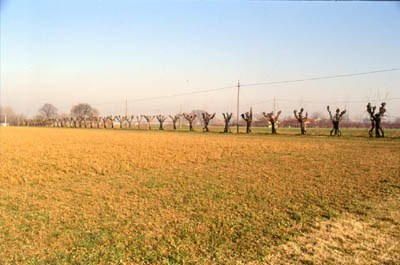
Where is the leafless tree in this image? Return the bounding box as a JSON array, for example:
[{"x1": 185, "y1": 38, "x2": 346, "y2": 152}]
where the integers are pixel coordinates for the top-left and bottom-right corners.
[
  {"x1": 183, "y1": 113, "x2": 197, "y2": 131},
  {"x1": 201, "y1": 112, "x2": 215, "y2": 132},
  {"x1": 125, "y1": 115, "x2": 134, "y2": 129},
  {"x1": 99, "y1": 116, "x2": 108, "y2": 128},
  {"x1": 327, "y1": 106, "x2": 346, "y2": 136},
  {"x1": 136, "y1": 115, "x2": 143, "y2": 129},
  {"x1": 114, "y1": 115, "x2": 125, "y2": 129},
  {"x1": 169, "y1": 114, "x2": 180, "y2": 130},
  {"x1": 143, "y1": 115, "x2": 155, "y2": 130},
  {"x1": 367, "y1": 102, "x2": 386, "y2": 137},
  {"x1": 69, "y1": 117, "x2": 76, "y2": 128},
  {"x1": 241, "y1": 107, "x2": 253, "y2": 134},
  {"x1": 156, "y1": 115, "x2": 167, "y2": 130},
  {"x1": 39, "y1": 103, "x2": 58, "y2": 119},
  {"x1": 91, "y1": 116, "x2": 100, "y2": 128},
  {"x1": 71, "y1": 103, "x2": 98, "y2": 118},
  {"x1": 294, "y1": 108, "x2": 308, "y2": 135},
  {"x1": 222, "y1": 112, "x2": 233, "y2": 133},
  {"x1": 106, "y1": 116, "x2": 114, "y2": 129},
  {"x1": 263, "y1": 110, "x2": 282, "y2": 134}
]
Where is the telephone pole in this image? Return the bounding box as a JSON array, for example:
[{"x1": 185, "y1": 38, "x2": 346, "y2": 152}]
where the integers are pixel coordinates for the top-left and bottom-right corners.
[
  {"x1": 273, "y1": 97, "x2": 276, "y2": 114},
  {"x1": 236, "y1": 80, "x2": 240, "y2": 134}
]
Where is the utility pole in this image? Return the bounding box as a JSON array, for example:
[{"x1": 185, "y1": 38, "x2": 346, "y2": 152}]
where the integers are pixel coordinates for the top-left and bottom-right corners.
[
  {"x1": 273, "y1": 97, "x2": 276, "y2": 114},
  {"x1": 236, "y1": 80, "x2": 240, "y2": 133}
]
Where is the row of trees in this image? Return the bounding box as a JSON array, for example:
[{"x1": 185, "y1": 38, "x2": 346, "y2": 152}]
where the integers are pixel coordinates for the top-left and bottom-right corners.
[{"x1": 16, "y1": 102, "x2": 388, "y2": 137}]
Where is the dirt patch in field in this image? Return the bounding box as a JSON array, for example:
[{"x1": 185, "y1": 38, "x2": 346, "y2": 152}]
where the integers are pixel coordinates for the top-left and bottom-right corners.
[{"x1": 265, "y1": 195, "x2": 400, "y2": 265}]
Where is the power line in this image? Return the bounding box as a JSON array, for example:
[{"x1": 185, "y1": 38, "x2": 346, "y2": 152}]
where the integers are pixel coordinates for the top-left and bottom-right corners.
[
  {"x1": 117, "y1": 67, "x2": 400, "y2": 104},
  {"x1": 43, "y1": 67, "x2": 400, "y2": 112},
  {"x1": 240, "y1": 67, "x2": 400, "y2": 88}
]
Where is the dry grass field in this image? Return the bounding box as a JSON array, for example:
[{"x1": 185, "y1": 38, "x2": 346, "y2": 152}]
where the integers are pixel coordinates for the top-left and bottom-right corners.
[{"x1": 0, "y1": 127, "x2": 399, "y2": 264}]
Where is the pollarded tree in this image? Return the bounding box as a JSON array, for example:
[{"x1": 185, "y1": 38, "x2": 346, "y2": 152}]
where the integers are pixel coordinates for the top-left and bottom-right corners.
[
  {"x1": 105, "y1": 115, "x2": 114, "y2": 129},
  {"x1": 69, "y1": 117, "x2": 77, "y2": 128},
  {"x1": 327, "y1": 106, "x2": 346, "y2": 136},
  {"x1": 293, "y1": 108, "x2": 308, "y2": 135},
  {"x1": 263, "y1": 110, "x2": 282, "y2": 134},
  {"x1": 241, "y1": 107, "x2": 253, "y2": 134},
  {"x1": 367, "y1": 102, "x2": 386, "y2": 138},
  {"x1": 126, "y1": 115, "x2": 134, "y2": 129},
  {"x1": 114, "y1": 115, "x2": 125, "y2": 129},
  {"x1": 183, "y1": 113, "x2": 197, "y2": 131},
  {"x1": 75, "y1": 116, "x2": 83, "y2": 128},
  {"x1": 222, "y1": 112, "x2": 233, "y2": 133},
  {"x1": 81, "y1": 116, "x2": 89, "y2": 128},
  {"x1": 169, "y1": 114, "x2": 180, "y2": 130},
  {"x1": 143, "y1": 115, "x2": 155, "y2": 130},
  {"x1": 156, "y1": 115, "x2": 167, "y2": 130},
  {"x1": 201, "y1": 112, "x2": 215, "y2": 132},
  {"x1": 92, "y1": 116, "x2": 100, "y2": 128},
  {"x1": 136, "y1": 115, "x2": 143, "y2": 129}
]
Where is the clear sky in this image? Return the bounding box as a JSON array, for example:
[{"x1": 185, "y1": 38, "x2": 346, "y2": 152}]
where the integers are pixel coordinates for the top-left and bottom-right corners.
[{"x1": 1, "y1": 0, "x2": 400, "y2": 120}]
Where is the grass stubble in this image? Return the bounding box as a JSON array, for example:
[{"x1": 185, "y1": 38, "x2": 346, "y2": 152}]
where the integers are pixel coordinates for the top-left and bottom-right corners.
[{"x1": 0, "y1": 127, "x2": 399, "y2": 264}]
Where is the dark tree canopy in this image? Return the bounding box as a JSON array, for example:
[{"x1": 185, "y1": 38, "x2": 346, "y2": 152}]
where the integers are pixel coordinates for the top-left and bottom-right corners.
[
  {"x1": 70, "y1": 103, "x2": 98, "y2": 118},
  {"x1": 39, "y1": 103, "x2": 58, "y2": 119}
]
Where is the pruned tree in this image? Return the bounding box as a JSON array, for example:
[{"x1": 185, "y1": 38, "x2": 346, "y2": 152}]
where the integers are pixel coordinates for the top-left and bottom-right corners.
[
  {"x1": 367, "y1": 102, "x2": 386, "y2": 138},
  {"x1": 327, "y1": 106, "x2": 346, "y2": 136},
  {"x1": 106, "y1": 115, "x2": 114, "y2": 129},
  {"x1": 71, "y1": 103, "x2": 98, "y2": 118},
  {"x1": 92, "y1": 116, "x2": 100, "y2": 128},
  {"x1": 183, "y1": 113, "x2": 196, "y2": 131},
  {"x1": 136, "y1": 115, "x2": 143, "y2": 129},
  {"x1": 263, "y1": 110, "x2": 282, "y2": 134},
  {"x1": 126, "y1": 115, "x2": 134, "y2": 129},
  {"x1": 241, "y1": 107, "x2": 253, "y2": 134},
  {"x1": 114, "y1": 115, "x2": 124, "y2": 129},
  {"x1": 201, "y1": 112, "x2": 215, "y2": 132},
  {"x1": 294, "y1": 108, "x2": 308, "y2": 135},
  {"x1": 156, "y1": 115, "x2": 167, "y2": 130},
  {"x1": 69, "y1": 117, "x2": 77, "y2": 128},
  {"x1": 169, "y1": 114, "x2": 180, "y2": 130},
  {"x1": 39, "y1": 103, "x2": 58, "y2": 119},
  {"x1": 222, "y1": 112, "x2": 233, "y2": 133},
  {"x1": 100, "y1": 116, "x2": 108, "y2": 128},
  {"x1": 143, "y1": 115, "x2": 155, "y2": 130}
]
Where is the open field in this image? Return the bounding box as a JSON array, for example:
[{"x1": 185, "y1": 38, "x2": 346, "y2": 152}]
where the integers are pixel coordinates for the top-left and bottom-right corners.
[{"x1": 0, "y1": 127, "x2": 399, "y2": 264}]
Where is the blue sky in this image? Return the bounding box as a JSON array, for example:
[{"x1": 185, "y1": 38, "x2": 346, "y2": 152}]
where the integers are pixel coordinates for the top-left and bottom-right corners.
[{"x1": 1, "y1": 0, "x2": 400, "y2": 119}]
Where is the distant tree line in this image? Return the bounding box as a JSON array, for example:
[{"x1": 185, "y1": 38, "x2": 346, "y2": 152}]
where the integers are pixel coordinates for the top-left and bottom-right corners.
[{"x1": 3, "y1": 102, "x2": 399, "y2": 137}]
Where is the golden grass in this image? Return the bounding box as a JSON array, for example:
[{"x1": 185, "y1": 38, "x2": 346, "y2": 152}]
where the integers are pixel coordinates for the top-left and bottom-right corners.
[
  {"x1": 0, "y1": 127, "x2": 399, "y2": 264},
  {"x1": 266, "y1": 194, "x2": 400, "y2": 265}
]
